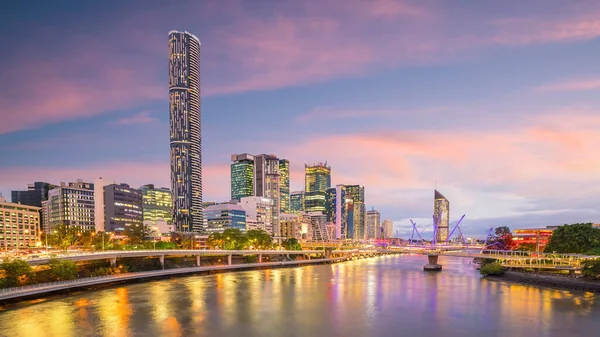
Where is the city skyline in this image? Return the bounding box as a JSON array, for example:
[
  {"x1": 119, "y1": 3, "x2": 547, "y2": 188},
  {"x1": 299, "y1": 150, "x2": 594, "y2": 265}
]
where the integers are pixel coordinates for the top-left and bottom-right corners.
[{"x1": 2, "y1": 1, "x2": 600, "y2": 236}]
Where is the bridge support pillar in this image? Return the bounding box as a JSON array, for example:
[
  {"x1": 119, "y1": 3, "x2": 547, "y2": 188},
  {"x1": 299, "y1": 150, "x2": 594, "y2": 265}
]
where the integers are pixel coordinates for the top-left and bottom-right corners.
[
  {"x1": 308, "y1": 254, "x2": 311, "y2": 260},
  {"x1": 159, "y1": 255, "x2": 165, "y2": 270},
  {"x1": 259, "y1": 254, "x2": 262, "y2": 263},
  {"x1": 325, "y1": 248, "x2": 332, "y2": 258},
  {"x1": 424, "y1": 254, "x2": 442, "y2": 271},
  {"x1": 196, "y1": 255, "x2": 201, "y2": 267},
  {"x1": 110, "y1": 257, "x2": 117, "y2": 268},
  {"x1": 569, "y1": 269, "x2": 576, "y2": 277},
  {"x1": 228, "y1": 254, "x2": 232, "y2": 266}
]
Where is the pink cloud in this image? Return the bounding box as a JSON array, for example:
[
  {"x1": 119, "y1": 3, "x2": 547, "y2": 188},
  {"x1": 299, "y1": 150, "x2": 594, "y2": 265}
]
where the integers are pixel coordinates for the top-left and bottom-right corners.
[
  {"x1": 110, "y1": 111, "x2": 159, "y2": 126},
  {"x1": 536, "y1": 78, "x2": 600, "y2": 92},
  {"x1": 0, "y1": 162, "x2": 231, "y2": 202},
  {"x1": 272, "y1": 110, "x2": 600, "y2": 220}
]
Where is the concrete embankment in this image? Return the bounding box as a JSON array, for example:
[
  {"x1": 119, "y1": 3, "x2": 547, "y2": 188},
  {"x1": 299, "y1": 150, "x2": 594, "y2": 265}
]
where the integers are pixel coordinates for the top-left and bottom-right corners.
[
  {"x1": 0, "y1": 257, "x2": 358, "y2": 304},
  {"x1": 489, "y1": 270, "x2": 600, "y2": 293}
]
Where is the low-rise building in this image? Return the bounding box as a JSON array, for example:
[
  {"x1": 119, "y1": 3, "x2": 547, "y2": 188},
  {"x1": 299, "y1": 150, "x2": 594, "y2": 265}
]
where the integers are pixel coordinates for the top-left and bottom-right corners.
[
  {"x1": 239, "y1": 196, "x2": 275, "y2": 234},
  {"x1": 280, "y1": 213, "x2": 302, "y2": 240},
  {"x1": 0, "y1": 197, "x2": 41, "y2": 250},
  {"x1": 512, "y1": 227, "x2": 555, "y2": 252},
  {"x1": 204, "y1": 202, "x2": 247, "y2": 233}
]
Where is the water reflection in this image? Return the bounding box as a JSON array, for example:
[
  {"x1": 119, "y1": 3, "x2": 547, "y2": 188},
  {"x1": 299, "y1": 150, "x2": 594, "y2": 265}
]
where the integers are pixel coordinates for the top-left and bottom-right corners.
[{"x1": 0, "y1": 255, "x2": 599, "y2": 337}]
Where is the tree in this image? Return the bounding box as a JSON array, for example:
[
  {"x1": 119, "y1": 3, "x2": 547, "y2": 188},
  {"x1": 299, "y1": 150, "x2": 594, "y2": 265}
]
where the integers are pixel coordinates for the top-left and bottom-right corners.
[
  {"x1": 48, "y1": 258, "x2": 78, "y2": 281},
  {"x1": 581, "y1": 259, "x2": 600, "y2": 278},
  {"x1": 207, "y1": 232, "x2": 224, "y2": 249},
  {"x1": 487, "y1": 226, "x2": 516, "y2": 250},
  {"x1": 0, "y1": 259, "x2": 34, "y2": 288},
  {"x1": 544, "y1": 223, "x2": 600, "y2": 254},
  {"x1": 245, "y1": 229, "x2": 272, "y2": 250},
  {"x1": 124, "y1": 224, "x2": 151, "y2": 244},
  {"x1": 221, "y1": 229, "x2": 247, "y2": 250},
  {"x1": 282, "y1": 238, "x2": 302, "y2": 251}
]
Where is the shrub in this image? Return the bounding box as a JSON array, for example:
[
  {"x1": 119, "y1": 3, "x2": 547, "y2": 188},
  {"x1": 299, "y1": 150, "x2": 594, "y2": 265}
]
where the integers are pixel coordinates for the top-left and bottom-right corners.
[
  {"x1": 480, "y1": 262, "x2": 505, "y2": 276},
  {"x1": 582, "y1": 259, "x2": 600, "y2": 278}
]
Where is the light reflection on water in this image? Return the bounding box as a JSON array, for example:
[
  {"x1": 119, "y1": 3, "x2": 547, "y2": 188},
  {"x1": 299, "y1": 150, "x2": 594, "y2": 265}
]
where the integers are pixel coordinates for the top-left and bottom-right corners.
[{"x1": 0, "y1": 255, "x2": 599, "y2": 337}]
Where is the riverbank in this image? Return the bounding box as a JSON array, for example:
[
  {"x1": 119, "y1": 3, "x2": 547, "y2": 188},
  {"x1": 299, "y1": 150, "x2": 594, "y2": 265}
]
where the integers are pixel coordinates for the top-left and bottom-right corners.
[
  {"x1": 0, "y1": 256, "x2": 357, "y2": 304},
  {"x1": 487, "y1": 270, "x2": 600, "y2": 293}
]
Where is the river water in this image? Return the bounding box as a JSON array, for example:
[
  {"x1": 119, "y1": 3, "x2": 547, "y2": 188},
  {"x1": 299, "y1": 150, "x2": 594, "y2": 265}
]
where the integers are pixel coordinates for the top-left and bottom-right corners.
[{"x1": 0, "y1": 255, "x2": 599, "y2": 337}]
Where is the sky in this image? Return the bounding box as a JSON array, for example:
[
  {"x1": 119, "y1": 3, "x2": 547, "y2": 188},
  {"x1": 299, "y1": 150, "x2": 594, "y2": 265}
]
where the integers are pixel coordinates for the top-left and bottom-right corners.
[{"x1": 1, "y1": 0, "x2": 600, "y2": 238}]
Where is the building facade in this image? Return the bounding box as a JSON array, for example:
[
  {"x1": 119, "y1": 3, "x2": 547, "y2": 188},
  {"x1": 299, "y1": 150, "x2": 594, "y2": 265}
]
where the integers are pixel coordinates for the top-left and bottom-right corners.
[
  {"x1": 513, "y1": 227, "x2": 555, "y2": 252},
  {"x1": 169, "y1": 30, "x2": 203, "y2": 233},
  {"x1": 279, "y1": 213, "x2": 302, "y2": 240},
  {"x1": 279, "y1": 159, "x2": 290, "y2": 214},
  {"x1": 94, "y1": 177, "x2": 115, "y2": 232},
  {"x1": 0, "y1": 197, "x2": 41, "y2": 250},
  {"x1": 300, "y1": 211, "x2": 327, "y2": 242},
  {"x1": 140, "y1": 184, "x2": 172, "y2": 226},
  {"x1": 204, "y1": 203, "x2": 247, "y2": 233},
  {"x1": 366, "y1": 209, "x2": 381, "y2": 239},
  {"x1": 345, "y1": 185, "x2": 365, "y2": 240},
  {"x1": 239, "y1": 196, "x2": 275, "y2": 235},
  {"x1": 290, "y1": 191, "x2": 304, "y2": 213},
  {"x1": 231, "y1": 153, "x2": 255, "y2": 201},
  {"x1": 11, "y1": 182, "x2": 57, "y2": 208},
  {"x1": 325, "y1": 185, "x2": 348, "y2": 240},
  {"x1": 382, "y1": 219, "x2": 394, "y2": 239},
  {"x1": 254, "y1": 154, "x2": 281, "y2": 235},
  {"x1": 43, "y1": 180, "x2": 95, "y2": 232},
  {"x1": 103, "y1": 184, "x2": 143, "y2": 234},
  {"x1": 304, "y1": 163, "x2": 331, "y2": 213},
  {"x1": 433, "y1": 190, "x2": 450, "y2": 242}
]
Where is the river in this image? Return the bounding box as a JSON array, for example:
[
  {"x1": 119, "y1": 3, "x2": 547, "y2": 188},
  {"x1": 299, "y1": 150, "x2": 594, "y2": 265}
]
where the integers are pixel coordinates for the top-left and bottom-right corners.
[{"x1": 0, "y1": 255, "x2": 599, "y2": 337}]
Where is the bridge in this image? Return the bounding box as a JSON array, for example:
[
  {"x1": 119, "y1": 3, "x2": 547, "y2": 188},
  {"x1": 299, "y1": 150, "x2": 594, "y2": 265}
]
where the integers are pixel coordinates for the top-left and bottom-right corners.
[{"x1": 381, "y1": 245, "x2": 597, "y2": 272}]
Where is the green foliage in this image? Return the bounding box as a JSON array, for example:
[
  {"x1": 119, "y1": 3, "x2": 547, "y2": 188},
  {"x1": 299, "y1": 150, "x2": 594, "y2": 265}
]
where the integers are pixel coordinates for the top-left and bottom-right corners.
[
  {"x1": 479, "y1": 262, "x2": 505, "y2": 276},
  {"x1": 544, "y1": 223, "x2": 600, "y2": 254},
  {"x1": 124, "y1": 224, "x2": 151, "y2": 244},
  {"x1": 581, "y1": 259, "x2": 600, "y2": 278},
  {"x1": 585, "y1": 247, "x2": 600, "y2": 256},
  {"x1": 515, "y1": 243, "x2": 537, "y2": 252},
  {"x1": 207, "y1": 229, "x2": 272, "y2": 250},
  {"x1": 282, "y1": 238, "x2": 302, "y2": 251},
  {"x1": 245, "y1": 230, "x2": 272, "y2": 250},
  {"x1": 48, "y1": 258, "x2": 78, "y2": 281},
  {"x1": 0, "y1": 259, "x2": 35, "y2": 288},
  {"x1": 488, "y1": 226, "x2": 516, "y2": 250},
  {"x1": 244, "y1": 255, "x2": 258, "y2": 263}
]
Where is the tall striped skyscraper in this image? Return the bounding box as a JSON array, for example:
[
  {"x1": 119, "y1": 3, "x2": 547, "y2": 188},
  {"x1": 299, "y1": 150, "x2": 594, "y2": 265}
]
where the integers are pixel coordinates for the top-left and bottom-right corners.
[{"x1": 169, "y1": 30, "x2": 203, "y2": 233}]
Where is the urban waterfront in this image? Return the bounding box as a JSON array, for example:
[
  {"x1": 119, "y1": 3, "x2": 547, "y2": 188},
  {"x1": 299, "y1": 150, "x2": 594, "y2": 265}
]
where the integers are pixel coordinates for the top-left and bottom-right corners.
[{"x1": 1, "y1": 255, "x2": 599, "y2": 337}]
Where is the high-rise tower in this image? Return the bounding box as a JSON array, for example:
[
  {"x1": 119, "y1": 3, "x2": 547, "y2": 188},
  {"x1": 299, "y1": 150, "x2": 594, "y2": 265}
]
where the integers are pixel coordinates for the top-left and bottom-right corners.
[
  {"x1": 304, "y1": 162, "x2": 331, "y2": 213},
  {"x1": 279, "y1": 159, "x2": 290, "y2": 213},
  {"x1": 433, "y1": 190, "x2": 450, "y2": 242},
  {"x1": 169, "y1": 30, "x2": 203, "y2": 233},
  {"x1": 231, "y1": 154, "x2": 255, "y2": 201}
]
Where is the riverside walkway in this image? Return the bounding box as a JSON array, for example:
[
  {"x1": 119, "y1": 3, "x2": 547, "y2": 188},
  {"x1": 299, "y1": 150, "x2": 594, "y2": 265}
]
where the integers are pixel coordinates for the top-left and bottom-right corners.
[{"x1": 0, "y1": 255, "x2": 373, "y2": 302}]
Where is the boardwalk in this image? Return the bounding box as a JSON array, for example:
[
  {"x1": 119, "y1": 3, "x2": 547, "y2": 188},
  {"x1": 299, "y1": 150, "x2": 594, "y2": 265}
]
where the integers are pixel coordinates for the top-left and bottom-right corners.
[{"x1": 0, "y1": 256, "x2": 359, "y2": 302}]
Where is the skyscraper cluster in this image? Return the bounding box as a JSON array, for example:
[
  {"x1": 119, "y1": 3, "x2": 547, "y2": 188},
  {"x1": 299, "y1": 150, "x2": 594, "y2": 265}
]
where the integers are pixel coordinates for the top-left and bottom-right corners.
[{"x1": 4, "y1": 29, "x2": 399, "y2": 248}]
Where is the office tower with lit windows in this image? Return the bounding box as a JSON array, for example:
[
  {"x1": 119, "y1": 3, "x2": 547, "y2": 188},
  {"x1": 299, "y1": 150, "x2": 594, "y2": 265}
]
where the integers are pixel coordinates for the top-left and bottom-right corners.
[
  {"x1": 290, "y1": 191, "x2": 304, "y2": 213},
  {"x1": 44, "y1": 180, "x2": 95, "y2": 232},
  {"x1": 204, "y1": 202, "x2": 247, "y2": 233},
  {"x1": 231, "y1": 154, "x2": 255, "y2": 200},
  {"x1": 325, "y1": 185, "x2": 348, "y2": 239},
  {"x1": 254, "y1": 154, "x2": 281, "y2": 235},
  {"x1": 103, "y1": 184, "x2": 143, "y2": 234},
  {"x1": 279, "y1": 159, "x2": 290, "y2": 213},
  {"x1": 434, "y1": 190, "x2": 450, "y2": 242},
  {"x1": 140, "y1": 184, "x2": 172, "y2": 224},
  {"x1": 11, "y1": 182, "x2": 57, "y2": 208},
  {"x1": 345, "y1": 185, "x2": 365, "y2": 240},
  {"x1": 304, "y1": 163, "x2": 331, "y2": 213},
  {"x1": 0, "y1": 197, "x2": 41, "y2": 250},
  {"x1": 169, "y1": 30, "x2": 203, "y2": 233},
  {"x1": 366, "y1": 208, "x2": 381, "y2": 239}
]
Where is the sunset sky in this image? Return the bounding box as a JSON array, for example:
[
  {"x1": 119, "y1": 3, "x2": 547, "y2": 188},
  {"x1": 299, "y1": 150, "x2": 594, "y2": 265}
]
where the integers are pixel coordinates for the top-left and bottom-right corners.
[{"x1": 1, "y1": 0, "x2": 600, "y2": 237}]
